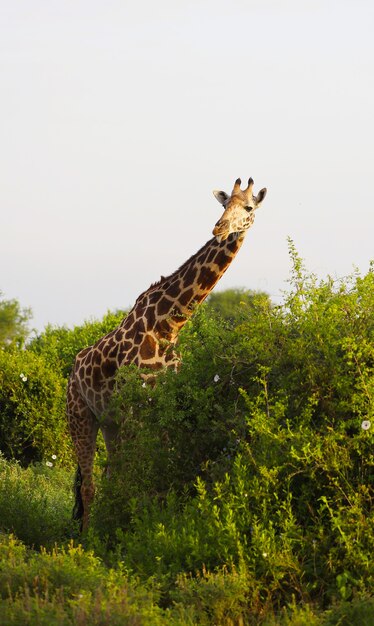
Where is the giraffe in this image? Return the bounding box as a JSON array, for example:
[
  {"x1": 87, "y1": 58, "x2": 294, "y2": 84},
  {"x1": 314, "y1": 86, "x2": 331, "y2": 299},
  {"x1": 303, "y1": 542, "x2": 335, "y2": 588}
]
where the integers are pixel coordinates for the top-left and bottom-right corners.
[{"x1": 67, "y1": 176, "x2": 267, "y2": 530}]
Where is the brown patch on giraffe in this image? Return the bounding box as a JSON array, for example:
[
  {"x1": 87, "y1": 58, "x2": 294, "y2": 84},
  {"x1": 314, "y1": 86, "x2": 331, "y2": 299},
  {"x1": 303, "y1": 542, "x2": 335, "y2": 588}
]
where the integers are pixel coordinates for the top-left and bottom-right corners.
[
  {"x1": 165, "y1": 281, "x2": 181, "y2": 298},
  {"x1": 102, "y1": 360, "x2": 117, "y2": 378},
  {"x1": 124, "y1": 312, "x2": 136, "y2": 328},
  {"x1": 127, "y1": 346, "x2": 139, "y2": 361},
  {"x1": 226, "y1": 238, "x2": 239, "y2": 253},
  {"x1": 133, "y1": 330, "x2": 144, "y2": 345},
  {"x1": 117, "y1": 348, "x2": 127, "y2": 364},
  {"x1": 145, "y1": 305, "x2": 156, "y2": 329},
  {"x1": 148, "y1": 291, "x2": 161, "y2": 305},
  {"x1": 157, "y1": 296, "x2": 173, "y2": 316},
  {"x1": 138, "y1": 317, "x2": 146, "y2": 333},
  {"x1": 92, "y1": 366, "x2": 102, "y2": 389},
  {"x1": 132, "y1": 318, "x2": 146, "y2": 345},
  {"x1": 115, "y1": 328, "x2": 124, "y2": 341},
  {"x1": 79, "y1": 347, "x2": 91, "y2": 359},
  {"x1": 140, "y1": 334, "x2": 157, "y2": 360},
  {"x1": 102, "y1": 343, "x2": 112, "y2": 358},
  {"x1": 196, "y1": 253, "x2": 209, "y2": 265},
  {"x1": 183, "y1": 265, "x2": 197, "y2": 288},
  {"x1": 109, "y1": 344, "x2": 120, "y2": 359},
  {"x1": 179, "y1": 287, "x2": 193, "y2": 307},
  {"x1": 206, "y1": 248, "x2": 217, "y2": 264},
  {"x1": 198, "y1": 267, "x2": 217, "y2": 291},
  {"x1": 155, "y1": 318, "x2": 173, "y2": 338},
  {"x1": 214, "y1": 250, "x2": 230, "y2": 269},
  {"x1": 83, "y1": 351, "x2": 93, "y2": 365},
  {"x1": 79, "y1": 376, "x2": 88, "y2": 388},
  {"x1": 93, "y1": 352, "x2": 102, "y2": 366},
  {"x1": 95, "y1": 339, "x2": 106, "y2": 352}
]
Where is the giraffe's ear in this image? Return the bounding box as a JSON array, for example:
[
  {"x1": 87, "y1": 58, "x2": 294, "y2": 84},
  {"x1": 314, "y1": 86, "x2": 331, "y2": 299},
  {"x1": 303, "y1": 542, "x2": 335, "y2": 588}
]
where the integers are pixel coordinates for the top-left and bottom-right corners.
[
  {"x1": 255, "y1": 188, "x2": 267, "y2": 206},
  {"x1": 213, "y1": 190, "x2": 229, "y2": 206}
]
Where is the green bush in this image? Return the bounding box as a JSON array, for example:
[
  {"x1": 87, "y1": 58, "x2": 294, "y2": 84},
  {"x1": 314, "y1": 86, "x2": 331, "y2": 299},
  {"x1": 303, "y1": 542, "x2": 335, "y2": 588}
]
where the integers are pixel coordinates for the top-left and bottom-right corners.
[
  {"x1": 0, "y1": 533, "x2": 372, "y2": 626},
  {"x1": 0, "y1": 292, "x2": 32, "y2": 349},
  {"x1": 0, "y1": 456, "x2": 75, "y2": 547},
  {"x1": 171, "y1": 565, "x2": 252, "y2": 625},
  {"x1": 322, "y1": 595, "x2": 374, "y2": 625},
  {"x1": 93, "y1": 253, "x2": 373, "y2": 503},
  {"x1": 1, "y1": 247, "x2": 373, "y2": 624},
  {"x1": 88, "y1": 249, "x2": 373, "y2": 616},
  {"x1": 29, "y1": 310, "x2": 126, "y2": 378},
  {"x1": 0, "y1": 349, "x2": 69, "y2": 465},
  {"x1": 0, "y1": 534, "x2": 171, "y2": 626},
  {"x1": 207, "y1": 287, "x2": 271, "y2": 322},
  {"x1": 108, "y1": 429, "x2": 372, "y2": 604},
  {"x1": 0, "y1": 310, "x2": 125, "y2": 466},
  {"x1": 91, "y1": 292, "x2": 274, "y2": 532}
]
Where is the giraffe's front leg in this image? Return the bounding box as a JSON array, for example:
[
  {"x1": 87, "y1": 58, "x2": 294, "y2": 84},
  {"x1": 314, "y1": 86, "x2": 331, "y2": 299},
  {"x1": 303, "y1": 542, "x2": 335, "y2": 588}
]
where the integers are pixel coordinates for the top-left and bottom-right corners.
[{"x1": 67, "y1": 380, "x2": 99, "y2": 531}]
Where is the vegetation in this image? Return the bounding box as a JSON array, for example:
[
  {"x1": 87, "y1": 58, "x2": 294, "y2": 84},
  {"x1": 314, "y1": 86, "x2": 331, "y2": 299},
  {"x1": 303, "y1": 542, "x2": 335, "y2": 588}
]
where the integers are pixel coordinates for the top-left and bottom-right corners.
[
  {"x1": 0, "y1": 349, "x2": 68, "y2": 464},
  {"x1": 29, "y1": 309, "x2": 126, "y2": 378},
  {"x1": 0, "y1": 292, "x2": 32, "y2": 348},
  {"x1": 0, "y1": 244, "x2": 373, "y2": 624}
]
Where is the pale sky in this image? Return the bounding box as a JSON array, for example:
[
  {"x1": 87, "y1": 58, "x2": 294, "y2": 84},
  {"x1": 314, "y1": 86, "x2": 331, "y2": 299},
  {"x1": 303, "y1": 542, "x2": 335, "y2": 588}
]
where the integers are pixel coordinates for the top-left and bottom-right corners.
[{"x1": 1, "y1": 0, "x2": 373, "y2": 332}]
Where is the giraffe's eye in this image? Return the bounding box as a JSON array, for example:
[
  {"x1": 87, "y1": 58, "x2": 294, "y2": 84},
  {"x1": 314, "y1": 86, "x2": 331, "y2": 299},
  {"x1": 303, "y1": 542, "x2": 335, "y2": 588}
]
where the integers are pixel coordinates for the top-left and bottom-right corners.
[{"x1": 244, "y1": 205, "x2": 253, "y2": 212}]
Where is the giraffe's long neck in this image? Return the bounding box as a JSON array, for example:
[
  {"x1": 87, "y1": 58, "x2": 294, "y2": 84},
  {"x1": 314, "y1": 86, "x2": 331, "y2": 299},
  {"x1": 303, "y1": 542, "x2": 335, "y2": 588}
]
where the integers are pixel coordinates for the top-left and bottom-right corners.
[
  {"x1": 125, "y1": 232, "x2": 246, "y2": 348},
  {"x1": 169, "y1": 232, "x2": 246, "y2": 321}
]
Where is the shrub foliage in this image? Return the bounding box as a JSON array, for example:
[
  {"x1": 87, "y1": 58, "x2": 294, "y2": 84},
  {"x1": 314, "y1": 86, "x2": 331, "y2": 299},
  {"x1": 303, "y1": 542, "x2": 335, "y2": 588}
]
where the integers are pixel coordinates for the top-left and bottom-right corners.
[
  {"x1": 0, "y1": 349, "x2": 68, "y2": 464},
  {"x1": 87, "y1": 247, "x2": 373, "y2": 616},
  {"x1": 0, "y1": 245, "x2": 373, "y2": 624}
]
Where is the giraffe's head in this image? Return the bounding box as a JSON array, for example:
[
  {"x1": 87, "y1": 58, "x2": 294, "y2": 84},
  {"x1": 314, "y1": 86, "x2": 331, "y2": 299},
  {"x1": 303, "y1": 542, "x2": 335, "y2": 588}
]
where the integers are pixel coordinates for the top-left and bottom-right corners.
[{"x1": 212, "y1": 177, "x2": 267, "y2": 242}]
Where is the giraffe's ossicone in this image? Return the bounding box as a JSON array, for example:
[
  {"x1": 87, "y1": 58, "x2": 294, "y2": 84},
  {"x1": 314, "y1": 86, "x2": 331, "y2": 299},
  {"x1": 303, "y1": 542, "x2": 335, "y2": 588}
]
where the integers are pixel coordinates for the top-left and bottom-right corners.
[{"x1": 67, "y1": 176, "x2": 267, "y2": 530}]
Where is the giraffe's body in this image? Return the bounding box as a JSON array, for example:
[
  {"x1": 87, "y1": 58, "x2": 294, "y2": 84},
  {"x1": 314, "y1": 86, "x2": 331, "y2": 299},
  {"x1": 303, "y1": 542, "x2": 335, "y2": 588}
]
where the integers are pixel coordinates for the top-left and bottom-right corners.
[{"x1": 67, "y1": 177, "x2": 267, "y2": 529}]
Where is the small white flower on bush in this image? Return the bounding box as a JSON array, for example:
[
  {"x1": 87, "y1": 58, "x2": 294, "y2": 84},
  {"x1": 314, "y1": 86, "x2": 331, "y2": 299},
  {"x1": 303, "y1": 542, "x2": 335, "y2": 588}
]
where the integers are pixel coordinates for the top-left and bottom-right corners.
[
  {"x1": 142, "y1": 382, "x2": 147, "y2": 388},
  {"x1": 51, "y1": 454, "x2": 57, "y2": 460},
  {"x1": 262, "y1": 552, "x2": 268, "y2": 558},
  {"x1": 361, "y1": 420, "x2": 371, "y2": 431},
  {"x1": 46, "y1": 461, "x2": 53, "y2": 467},
  {"x1": 20, "y1": 373, "x2": 27, "y2": 382},
  {"x1": 213, "y1": 374, "x2": 220, "y2": 383}
]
